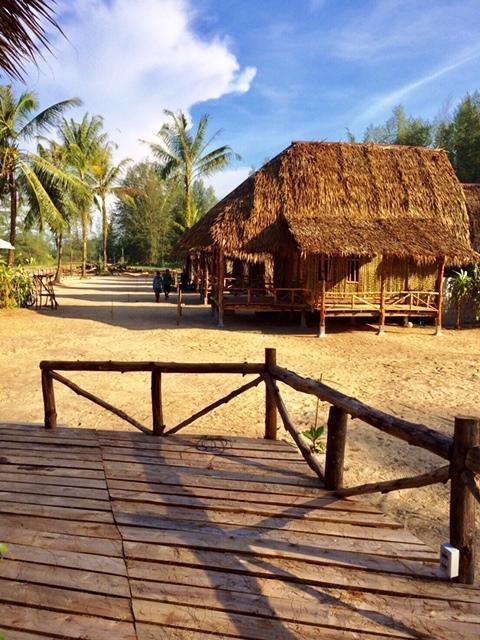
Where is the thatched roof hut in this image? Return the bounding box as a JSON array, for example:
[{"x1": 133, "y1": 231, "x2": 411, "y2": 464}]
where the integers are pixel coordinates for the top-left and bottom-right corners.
[
  {"x1": 463, "y1": 183, "x2": 480, "y2": 253},
  {"x1": 178, "y1": 141, "x2": 475, "y2": 265}
]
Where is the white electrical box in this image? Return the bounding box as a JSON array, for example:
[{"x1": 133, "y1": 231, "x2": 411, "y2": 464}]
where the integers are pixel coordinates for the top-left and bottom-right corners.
[{"x1": 440, "y1": 543, "x2": 460, "y2": 579}]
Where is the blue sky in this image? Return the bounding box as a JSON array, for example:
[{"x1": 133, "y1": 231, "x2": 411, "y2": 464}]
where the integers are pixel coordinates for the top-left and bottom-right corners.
[{"x1": 17, "y1": 0, "x2": 480, "y2": 197}]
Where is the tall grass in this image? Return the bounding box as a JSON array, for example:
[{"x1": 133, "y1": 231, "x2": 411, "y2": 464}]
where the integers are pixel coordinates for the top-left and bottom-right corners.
[{"x1": 0, "y1": 262, "x2": 34, "y2": 308}]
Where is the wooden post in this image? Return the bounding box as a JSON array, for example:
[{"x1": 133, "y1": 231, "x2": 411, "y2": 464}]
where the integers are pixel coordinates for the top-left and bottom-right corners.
[
  {"x1": 450, "y1": 416, "x2": 479, "y2": 584},
  {"x1": 151, "y1": 370, "x2": 164, "y2": 435},
  {"x1": 378, "y1": 266, "x2": 386, "y2": 336},
  {"x1": 217, "y1": 249, "x2": 225, "y2": 328},
  {"x1": 203, "y1": 252, "x2": 209, "y2": 305},
  {"x1": 318, "y1": 278, "x2": 326, "y2": 338},
  {"x1": 176, "y1": 283, "x2": 182, "y2": 326},
  {"x1": 42, "y1": 369, "x2": 57, "y2": 429},
  {"x1": 264, "y1": 348, "x2": 277, "y2": 440},
  {"x1": 435, "y1": 256, "x2": 446, "y2": 336},
  {"x1": 324, "y1": 405, "x2": 348, "y2": 490}
]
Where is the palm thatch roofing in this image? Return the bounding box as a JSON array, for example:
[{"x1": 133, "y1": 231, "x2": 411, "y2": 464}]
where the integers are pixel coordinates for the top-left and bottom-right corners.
[
  {"x1": 463, "y1": 183, "x2": 480, "y2": 253},
  {"x1": 0, "y1": 0, "x2": 60, "y2": 80},
  {"x1": 178, "y1": 141, "x2": 476, "y2": 264}
]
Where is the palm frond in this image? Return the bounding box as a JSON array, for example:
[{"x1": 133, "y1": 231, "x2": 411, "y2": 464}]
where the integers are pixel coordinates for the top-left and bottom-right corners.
[{"x1": 19, "y1": 97, "x2": 82, "y2": 140}]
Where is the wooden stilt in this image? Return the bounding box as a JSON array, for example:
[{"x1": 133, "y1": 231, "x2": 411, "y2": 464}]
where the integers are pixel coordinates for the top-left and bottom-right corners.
[
  {"x1": 378, "y1": 266, "x2": 386, "y2": 336},
  {"x1": 217, "y1": 248, "x2": 225, "y2": 328},
  {"x1": 151, "y1": 370, "x2": 164, "y2": 435},
  {"x1": 264, "y1": 348, "x2": 277, "y2": 440},
  {"x1": 41, "y1": 369, "x2": 57, "y2": 430},
  {"x1": 435, "y1": 256, "x2": 446, "y2": 336},
  {"x1": 318, "y1": 278, "x2": 326, "y2": 337},
  {"x1": 450, "y1": 416, "x2": 479, "y2": 584}
]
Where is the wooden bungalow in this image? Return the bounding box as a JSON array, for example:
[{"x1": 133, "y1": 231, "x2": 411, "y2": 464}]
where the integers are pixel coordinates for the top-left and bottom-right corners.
[{"x1": 177, "y1": 142, "x2": 476, "y2": 335}]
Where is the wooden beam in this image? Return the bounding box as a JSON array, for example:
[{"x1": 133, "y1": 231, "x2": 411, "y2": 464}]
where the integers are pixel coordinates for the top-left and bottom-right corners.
[
  {"x1": 466, "y1": 445, "x2": 480, "y2": 475},
  {"x1": 41, "y1": 369, "x2": 57, "y2": 430},
  {"x1": 435, "y1": 256, "x2": 446, "y2": 336},
  {"x1": 264, "y1": 348, "x2": 277, "y2": 440},
  {"x1": 270, "y1": 364, "x2": 452, "y2": 460},
  {"x1": 324, "y1": 406, "x2": 348, "y2": 490},
  {"x1": 164, "y1": 376, "x2": 263, "y2": 436},
  {"x1": 217, "y1": 248, "x2": 225, "y2": 328},
  {"x1": 49, "y1": 371, "x2": 151, "y2": 435},
  {"x1": 462, "y1": 469, "x2": 480, "y2": 505},
  {"x1": 151, "y1": 371, "x2": 164, "y2": 435},
  {"x1": 336, "y1": 464, "x2": 450, "y2": 498},
  {"x1": 378, "y1": 264, "x2": 386, "y2": 336},
  {"x1": 318, "y1": 277, "x2": 326, "y2": 337},
  {"x1": 450, "y1": 415, "x2": 479, "y2": 584},
  {"x1": 263, "y1": 373, "x2": 323, "y2": 482},
  {"x1": 40, "y1": 361, "x2": 265, "y2": 375}
]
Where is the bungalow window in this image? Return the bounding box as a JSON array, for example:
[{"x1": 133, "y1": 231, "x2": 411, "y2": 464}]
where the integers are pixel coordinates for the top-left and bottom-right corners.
[
  {"x1": 318, "y1": 255, "x2": 332, "y2": 281},
  {"x1": 346, "y1": 256, "x2": 360, "y2": 283}
]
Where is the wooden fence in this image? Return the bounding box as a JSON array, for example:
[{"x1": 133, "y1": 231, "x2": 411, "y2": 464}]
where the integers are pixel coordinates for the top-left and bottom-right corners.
[{"x1": 40, "y1": 348, "x2": 480, "y2": 584}]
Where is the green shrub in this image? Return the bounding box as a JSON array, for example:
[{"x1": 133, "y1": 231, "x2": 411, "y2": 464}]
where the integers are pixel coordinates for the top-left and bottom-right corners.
[{"x1": 0, "y1": 262, "x2": 35, "y2": 308}]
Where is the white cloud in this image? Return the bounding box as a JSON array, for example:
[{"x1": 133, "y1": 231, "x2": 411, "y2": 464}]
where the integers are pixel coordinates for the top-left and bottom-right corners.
[
  {"x1": 354, "y1": 44, "x2": 480, "y2": 125},
  {"x1": 205, "y1": 167, "x2": 251, "y2": 199},
  {"x1": 27, "y1": 0, "x2": 256, "y2": 161}
]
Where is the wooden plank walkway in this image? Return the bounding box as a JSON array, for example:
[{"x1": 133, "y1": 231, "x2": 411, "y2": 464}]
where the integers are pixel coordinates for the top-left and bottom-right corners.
[{"x1": 0, "y1": 424, "x2": 479, "y2": 639}]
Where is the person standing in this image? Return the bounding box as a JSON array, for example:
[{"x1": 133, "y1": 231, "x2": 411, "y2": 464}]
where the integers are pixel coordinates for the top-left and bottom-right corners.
[
  {"x1": 162, "y1": 269, "x2": 174, "y2": 300},
  {"x1": 152, "y1": 271, "x2": 162, "y2": 302}
]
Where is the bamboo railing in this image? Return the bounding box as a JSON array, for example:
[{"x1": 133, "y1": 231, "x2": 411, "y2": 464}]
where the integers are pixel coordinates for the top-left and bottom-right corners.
[{"x1": 40, "y1": 348, "x2": 480, "y2": 584}]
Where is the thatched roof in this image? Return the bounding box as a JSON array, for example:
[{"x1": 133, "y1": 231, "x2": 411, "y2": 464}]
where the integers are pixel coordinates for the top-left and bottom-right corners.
[
  {"x1": 178, "y1": 141, "x2": 476, "y2": 264},
  {"x1": 0, "y1": 1, "x2": 60, "y2": 80},
  {"x1": 463, "y1": 183, "x2": 480, "y2": 253}
]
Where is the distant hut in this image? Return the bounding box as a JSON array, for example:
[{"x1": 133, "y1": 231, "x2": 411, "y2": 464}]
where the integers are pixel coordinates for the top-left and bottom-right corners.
[{"x1": 177, "y1": 142, "x2": 476, "y2": 335}]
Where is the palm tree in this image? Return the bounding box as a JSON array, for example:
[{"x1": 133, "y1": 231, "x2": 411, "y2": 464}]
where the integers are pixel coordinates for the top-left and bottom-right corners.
[
  {"x1": 0, "y1": 85, "x2": 81, "y2": 265},
  {"x1": 23, "y1": 140, "x2": 79, "y2": 282},
  {"x1": 145, "y1": 110, "x2": 238, "y2": 231},
  {"x1": 59, "y1": 114, "x2": 106, "y2": 277},
  {"x1": 90, "y1": 144, "x2": 131, "y2": 268},
  {"x1": 0, "y1": 1, "x2": 62, "y2": 81}
]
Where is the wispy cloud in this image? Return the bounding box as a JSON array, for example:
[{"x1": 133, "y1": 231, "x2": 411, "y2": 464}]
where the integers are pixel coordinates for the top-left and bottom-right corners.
[
  {"x1": 354, "y1": 45, "x2": 480, "y2": 124},
  {"x1": 24, "y1": 0, "x2": 256, "y2": 162}
]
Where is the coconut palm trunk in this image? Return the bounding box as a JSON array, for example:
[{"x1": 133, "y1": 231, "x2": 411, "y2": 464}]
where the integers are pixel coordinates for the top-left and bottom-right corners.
[
  {"x1": 54, "y1": 232, "x2": 63, "y2": 283},
  {"x1": 101, "y1": 195, "x2": 108, "y2": 268},
  {"x1": 7, "y1": 168, "x2": 17, "y2": 267}
]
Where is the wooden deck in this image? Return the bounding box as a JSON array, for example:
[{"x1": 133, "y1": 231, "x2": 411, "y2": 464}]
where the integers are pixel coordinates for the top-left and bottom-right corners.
[{"x1": 0, "y1": 424, "x2": 479, "y2": 639}]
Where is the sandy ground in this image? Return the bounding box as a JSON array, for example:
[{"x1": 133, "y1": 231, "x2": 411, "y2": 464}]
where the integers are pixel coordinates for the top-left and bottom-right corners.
[{"x1": 1, "y1": 274, "x2": 480, "y2": 558}]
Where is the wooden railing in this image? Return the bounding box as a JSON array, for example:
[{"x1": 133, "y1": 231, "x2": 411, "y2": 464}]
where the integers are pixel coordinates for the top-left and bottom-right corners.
[
  {"x1": 40, "y1": 348, "x2": 479, "y2": 584},
  {"x1": 318, "y1": 290, "x2": 439, "y2": 312}
]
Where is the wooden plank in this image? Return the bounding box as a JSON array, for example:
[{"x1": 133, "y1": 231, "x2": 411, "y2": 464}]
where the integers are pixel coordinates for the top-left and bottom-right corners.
[
  {"x1": 0, "y1": 481, "x2": 109, "y2": 501},
  {"x1": 99, "y1": 443, "x2": 301, "y2": 461},
  {"x1": 101, "y1": 451, "x2": 312, "y2": 477},
  {"x1": 127, "y1": 559, "x2": 480, "y2": 604},
  {"x1": 104, "y1": 461, "x2": 321, "y2": 488},
  {"x1": 109, "y1": 490, "x2": 401, "y2": 528},
  {"x1": 0, "y1": 424, "x2": 97, "y2": 439},
  {"x1": 0, "y1": 491, "x2": 111, "y2": 511},
  {"x1": 0, "y1": 525, "x2": 123, "y2": 556},
  {"x1": 0, "y1": 560, "x2": 130, "y2": 597},
  {"x1": 133, "y1": 600, "x2": 413, "y2": 640},
  {"x1": 0, "y1": 501, "x2": 114, "y2": 523},
  {"x1": 104, "y1": 463, "x2": 323, "y2": 494},
  {"x1": 0, "y1": 578, "x2": 132, "y2": 621},
  {"x1": 4, "y1": 543, "x2": 127, "y2": 575},
  {"x1": 0, "y1": 469, "x2": 107, "y2": 486},
  {"x1": 107, "y1": 480, "x2": 385, "y2": 514},
  {"x1": 0, "y1": 630, "x2": 57, "y2": 640},
  {"x1": 97, "y1": 432, "x2": 296, "y2": 450},
  {"x1": 0, "y1": 454, "x2": 104, "y2": 470},
  {"x1": 0, "y1": 465, "x2": 106, "y2": 481},
  {"x1": 131, "y1": 579, "x2": 480, "y2": 639},
  {"x1": 112, "y1": 501, "x2": 416, "y2": 542},
  {"x1": 0, "y1": 434, "x2": 100, "y2": 448},
  {"x1": 0, "y1": 603, "x2": 136, "y2": 640},
  {"x1": 0, "y1": 446, "x2": 102, "y2": 461},
  {"x1": 119, "y1": 526, "x2": 437, "y2": 562},
  {"x1": 136, "y1": 625, "x2": 226, "y2": 640},
  {"x1": 0, "y1": 514, "x2": 119, "y2": 539},
  {"x1": 124, "y1": 540, "x2": 441, "y2": 579},
  {"x1": 131, "y1": 581, "x2": 415, "y2": 638}
]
